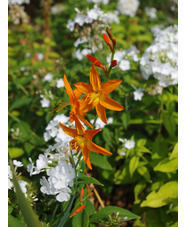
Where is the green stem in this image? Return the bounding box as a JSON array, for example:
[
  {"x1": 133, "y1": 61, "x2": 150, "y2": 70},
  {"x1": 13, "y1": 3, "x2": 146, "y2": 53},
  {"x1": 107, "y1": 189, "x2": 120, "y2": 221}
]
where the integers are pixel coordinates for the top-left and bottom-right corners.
[
  {"x1": 107, "y1": 51, "x2": 115, "y2": 78},
  {"x1": 92, "y1": 115, "x2": 98, "y2": 128},
  {"x1": 8, "y1": 112, "x2": 20, "y2": 123}
]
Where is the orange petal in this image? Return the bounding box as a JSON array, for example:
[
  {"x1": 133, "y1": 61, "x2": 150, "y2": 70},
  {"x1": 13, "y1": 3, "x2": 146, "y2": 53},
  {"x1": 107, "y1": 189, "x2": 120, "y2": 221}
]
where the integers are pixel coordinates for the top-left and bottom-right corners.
[
  {"x1": 103, "y1": 33, "x2": 111, "y2": 46},
  {"x1": 88, "y1": 141, "x2": 112, "y2": 156},
  {"x1": 74, "y1": 89, "x2": 82, "y2": 99},
  {"x1": 95, "y1": 103, "x2": 107, "y2": 124},
  {"x1": 78, "y1": 114, "x2": 93, "y2": 129},
  {"x1": 59, "y1": 122, "x2": 77, "y2": 138},
  {"x1": 80, "y1": 98, "x2": 93, "y2": 113},
  {"x1": 81, "y1": 146, "x2": 92, "y2": 169},
  {"x1": 74, "y1": 82, "x2": 92, "y2": 94},
  {"x1": 74, "y1": 116, "x2": 85, "y2": 136},
  {"x1": 101, "y1": 79, "x2": 122, "y2": 95},
  {"x1": 90, "y1": 64, "x2": 101, "y2": 91},
  {"x1": 85, "y1": 128, "x2": 101, "y2": 140},
  {"x1": 100, "y1": 95, "x2": 124, "y2": 111},
  {"x1": 63, "y1": 75, "x2": 76, "y2": 105},
  {"x1": 86, "y1": 54, "x2": 104, "y2": 69}
]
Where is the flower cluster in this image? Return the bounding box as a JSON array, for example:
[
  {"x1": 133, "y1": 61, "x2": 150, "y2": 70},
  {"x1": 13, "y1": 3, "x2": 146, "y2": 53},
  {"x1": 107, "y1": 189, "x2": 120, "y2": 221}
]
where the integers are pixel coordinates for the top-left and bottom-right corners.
[
  {"x1": 140, "y1": 25, "x2": 178, "y2": 87},
  {"x1": 119, "y1": 138, "x2": 135, "y2": 156},
  {"x1": 145, "y1": 7, "x2": 157, "y2": 19},
  {"x1": 8, "y1": 0, "x2": 30, "y2": 5},
  {"x1": 116, "y1": 0, "x2": 140, "y2": 17},
  {"x1": 66, "y1": 5, "x2": 119, "y2": 60}
]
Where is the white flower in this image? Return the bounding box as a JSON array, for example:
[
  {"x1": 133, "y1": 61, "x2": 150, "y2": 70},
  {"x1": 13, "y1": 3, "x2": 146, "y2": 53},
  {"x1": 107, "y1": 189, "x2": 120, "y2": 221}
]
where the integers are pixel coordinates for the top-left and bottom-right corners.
[
  {"x1": 8, "y1": 165, "x2": 13, "y2": 190},
  {"x1": 37, "y1": 53, "x2": 44, "y2": 61},
  {"x1": 67, "y1": 19, "x2": 75, "y2": 32},
  {"x1": 13, "y1": 160, "x2": 23, "y2": 167},
  {"x1": 145, "y1": 7, "x2": 157, "y2": 19},
  {"x1": 124, "y1": 140, "x2": 135, "y2": 149},
  {"x1": 133, "y1": 88, "x2": 144, "y2": 101},
  {"x1": 74, "y1": 49, "x2": 92, "y2": 61},
  {"x1": 25, "y1": 52, "x2": 31, "y2": 58},
  {"x1": 56, "y1": 78, "x2": 65, "y2": 88},
  {"x1": 27, "y1": 157, "x2": 40, "y2": 176},
  {"x1": 87, "y1": 0, "x2": 109, "y2": 4},
  {"x1": 117, "y1": 0, "x2": 140, "y2": 17},
  {"x1": 18, "y1": 181, "x2": 27, "y2": 196},
  {"x1": 8, "y1": 0, "x2": 30, "y2": 5},
  {"x1": 40, "y1": 97, "x2": 50, "y2": 108},
  {"x1": 43, "y1": 73, "x2": 53, "y2": 82},
  {"x1": 56, "y1": 187, "x2": 72, "y2": 202},
  {"x1": 119, "y1": 59, "x2": 130, "y2": 71},
  {"x1": 51, "y1": 4, "x2": 65, "y2": 15},
  {"x1": 36, "y1": 154, "x2": 48, "y2": 170}
]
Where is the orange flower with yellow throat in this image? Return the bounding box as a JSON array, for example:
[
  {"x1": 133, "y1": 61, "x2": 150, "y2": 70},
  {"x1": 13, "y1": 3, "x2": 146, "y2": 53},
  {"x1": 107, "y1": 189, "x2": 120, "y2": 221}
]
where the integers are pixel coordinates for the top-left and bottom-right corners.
[
  {"x1": 59, "y1": 115, "x2": 112, "y2": 169},
  {"x1": 74, "y1": 64, "x2": 124, "y2": 124}
]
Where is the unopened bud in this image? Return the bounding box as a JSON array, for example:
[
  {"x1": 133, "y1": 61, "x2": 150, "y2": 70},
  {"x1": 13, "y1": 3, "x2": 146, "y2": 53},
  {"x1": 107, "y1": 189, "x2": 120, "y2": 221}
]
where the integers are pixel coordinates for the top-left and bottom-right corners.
[
  {"x1": 112, "y1": 39, "x2": 116, "y2": 48},
  {"x1": 86, "y1": 54, "x2": 105, "y2": 70},
  {"x1": 103, "y1": 33, "x2": 114, "y2": 52},
  {"x1": 106, "y1": 27, "x2": 113, "y2": 40},
  {"x1": 111, "y1": 60, "x2": 117, "y2": 68},
  {"x1": 80, "y1": 187, "x2": 84, "y2": 203},
  {"x1": 70, "y1": 205, "x2": 86, "y2": 218}
]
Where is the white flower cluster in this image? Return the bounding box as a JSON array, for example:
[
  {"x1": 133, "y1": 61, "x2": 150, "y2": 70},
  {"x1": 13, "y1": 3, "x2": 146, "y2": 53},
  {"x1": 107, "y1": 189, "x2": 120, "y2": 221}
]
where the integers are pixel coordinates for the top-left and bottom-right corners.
[
  {"x1": 67, "y1": 5, "x2": 119, "y2": 60},
  {"x1": 9, "y1": 4, "x2": 29, "y2": 25},
  {"x1": 90, "y1": 117, "x2": 113, "y2": 129},
  {"x1": 40, "y1": 90, "x2": 53, "y2": 108},
  {"x1": 67, "y1": 5, "x2": 119, "y2": 32},
  {"x1": 43, "y1": 114, "x2": 72, "y2": 143},
  {"x1": 40, "y1": 161, "x2": 75, "y2": 202},
  {"x1": 133, "y1": 88, "x2": 144, "y2": 101},
  {"x1": 8, "y1": 162, "x2": 28, "y2": 197},
  {"x1": 145, "y1": 7, "x2": 157, "y2": 19},
  {"x1": 107, "y1": 45, "x2": 140, "y2": 71},
  {"x1": 8, "y1": 0, "x2": 30, "y2": 5},
  {"x1": 119, "y1": 138, "x2": 135, "y2": 156},
  {"x1": 140, "y1": 25, "x2": 178, "y2": 87},
  {"x1": 116, "y1": 0, "x2": 140, "y2": 17}
]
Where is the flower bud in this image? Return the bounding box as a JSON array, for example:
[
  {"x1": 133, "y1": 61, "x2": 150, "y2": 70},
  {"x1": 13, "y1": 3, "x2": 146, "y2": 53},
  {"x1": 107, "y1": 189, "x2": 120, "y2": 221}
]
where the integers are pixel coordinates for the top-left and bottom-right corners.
[
  {"x1": 106, "y1": 27, "x2": 113, "y2": 40},
  {"x1": 111, "y1": 60, "x2": 117, "y2": 68},
  {"x1": 80, "y1": 187, "x2": 84, "y2": 203},
  {"x1": 112, "y1": 39, "x2": 116, "y2": 48},
  {"x1": 70, "y1": 205, "x2": 86, "y2": 218},
  {"x1": 86, "y1": 54, "x2": 104, "y2": 70},
  {"x1": 103, "y1": 33, "x2": 114, "y2": 52}
]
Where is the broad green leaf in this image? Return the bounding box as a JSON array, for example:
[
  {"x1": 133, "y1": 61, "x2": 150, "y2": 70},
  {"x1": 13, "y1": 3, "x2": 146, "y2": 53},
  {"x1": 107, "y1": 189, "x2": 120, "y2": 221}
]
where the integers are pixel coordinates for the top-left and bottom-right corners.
[
  {"x1": 162, "y1": 110, "x2": 176, "y2": 138},
  {"x1": 137, "y1": 166, "x2": 151, "y2": 182},
  {"x1": 134, "y1": 182, "x2": 146, "y2": 199},
  {"x1": 8, "y1": 147, "x2": 24, "y2": 158},
  {"x1": 138, "y1": 147, "x2": 151, "y2": 154},
  {"x1": 72, "y1": 209, "x2": 89, "y2": 227},
  {"x1": 89, "y1": 206, "x2": 139, "y2": 223},
  {"x1": 85, "y1": 200, "x2": 95, "y2": 216},
  {"x1": 78, "y1": 174, "x2": 104, "y2": 186},
  {"x1": 169, "y1": 143, "x2": 178, "y2": 160},
  {"x1": 137, "y1": 139, "x2": 146, "y2": 147},
  {"x1": 154, "y1": 157, "x2": 178, "y2": 172},
  {"x1": 10, "y1": 160, "x2": 41, "y2": 227},
  {"x1": 129, "y1": 156, "x2": 140, "y2": 177},
  {"x1": 89, "y1": 152, "x2": 112, "y2": 170},
  {"x1": 141, "y1": 181, "x2": 178, "y2": 208},
  {"x1": 102, "y1": 128, "x2": 112, "y2": 147},
  {"x1": 8, "y1": 215, "x2": 25, "y2": 227}
]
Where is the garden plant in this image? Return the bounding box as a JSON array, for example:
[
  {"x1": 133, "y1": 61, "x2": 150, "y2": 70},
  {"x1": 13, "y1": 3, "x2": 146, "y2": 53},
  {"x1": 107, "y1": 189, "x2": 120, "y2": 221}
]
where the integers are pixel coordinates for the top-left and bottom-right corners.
[{"x1": 8, "y1": 0, "x2": 178, "y2": 226}]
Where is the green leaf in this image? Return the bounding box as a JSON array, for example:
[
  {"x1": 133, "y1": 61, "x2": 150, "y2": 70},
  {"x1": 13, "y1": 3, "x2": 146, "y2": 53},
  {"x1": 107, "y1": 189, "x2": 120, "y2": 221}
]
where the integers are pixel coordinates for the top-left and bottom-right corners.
[
  {"x1": 141, "y1": 181, "x2": 178, "y2": 208},
  {"x1": 8, "y1": 214, "x2": 25, "y2": 227},
  {"x1": 129, "y1": 156, "x2": 140, "y2": 177},
  {"x1": 121, "y1": 112, "x2": 130, "y2": 129},
  {"x1": 89, "y1": 206, "x2": 139, "y2": 223},
  {"x1": 137, "y1": 139, "x2": 146, "y2": 147},
  {"x1": 137, "y1": 166, "x2": 151, "y2": 182},
  {"x1": 154, "y1": 157, "x2": 178, "y2": 172},
  {"x1": 78, "y1": 174, "x2": 104, "y2": 186},
  {"x1": 162, "y1": 110, "x2": 176, "y2": 138},
  {"x1": 9, "y1": 97, "x2": 32, "y2": 112},
  {"x1": 8, "y1": 147, "x2": 24, "y2": 158},
  {"x1": 169, "y1": 143, "x2": 178, "y2": 160},
  {"x1": 134, "y1": 182, "x2": 146, "y2": 199},
  {"x1": 89, "y1": 152, "x2": 112, "y2": 170},
  {"x1": 102, "y1": 128, "x2": 112, "y2": 147},
  {"x1": 9, "y1": 160, "x2": 41, "y2": 227},
  {"x1": 72, "y1": 209, "x2": 89, "y2": 227}
]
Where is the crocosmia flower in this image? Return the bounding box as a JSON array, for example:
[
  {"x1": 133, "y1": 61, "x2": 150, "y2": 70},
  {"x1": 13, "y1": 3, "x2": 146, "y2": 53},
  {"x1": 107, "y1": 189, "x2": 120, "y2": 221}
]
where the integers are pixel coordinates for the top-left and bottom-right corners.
[
  {"x1": 59, "y1": 116, "x2": 112, "y2": 169},
  {"x1": 74, "y1": 64, "x2": 124, "y2": 124}
]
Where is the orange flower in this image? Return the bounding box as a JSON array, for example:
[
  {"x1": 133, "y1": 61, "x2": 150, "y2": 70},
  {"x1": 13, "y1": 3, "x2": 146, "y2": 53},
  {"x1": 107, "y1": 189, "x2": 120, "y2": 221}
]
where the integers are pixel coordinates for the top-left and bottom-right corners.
[
  {"x1": 70, "y1": 205, "x2": 86, "y2": 218},
  {"x1": 63, "y1": 75, "x2": 93, "y2": 129},
  {"x1": 74, "y1": 64, "x2": 124, "y2": 124},
  {"x1": 59, "y1": 116, "x2": 112, "y2": 169}
]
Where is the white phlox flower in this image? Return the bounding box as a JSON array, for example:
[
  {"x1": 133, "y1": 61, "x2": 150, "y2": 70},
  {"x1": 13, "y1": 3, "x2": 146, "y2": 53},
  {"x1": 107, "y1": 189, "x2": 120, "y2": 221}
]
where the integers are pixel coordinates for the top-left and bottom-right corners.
[
  {"x1": 117, "y1": 0, "x2": 140, "y2": 17},
  {"x1": 13, "y1": 160, "x2": 23, "y2": 167},
  {"x1": 90, "y1": 117, "x2": 113, "y2": 129},
  {"x1": 133, "y1": 88, "x2": 144, "y2": 101}
]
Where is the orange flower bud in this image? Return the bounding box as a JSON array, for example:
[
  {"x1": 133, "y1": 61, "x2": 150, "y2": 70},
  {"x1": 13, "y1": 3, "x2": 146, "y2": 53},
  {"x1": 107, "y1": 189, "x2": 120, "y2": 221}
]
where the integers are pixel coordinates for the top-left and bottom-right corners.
[
  {"x1": 106, "y1": 27, "x2": 113, "y2": 40},
  {"x1": 103, "y1": 33, "x2": 114, "y2": 52},
  {"x1": 111, "y1": 60, "x2": 117, "y2": 68},
  {"x1": 86, "y1": 54, "x2": 104, "y2": 70},
  {"x1": 70, "y1": 205, "x2": 86, "y2": 218},
  {"x1": 112, "y1": 38, "x2": 116, "y2": 48},
  {"x1": 80, "y1": 187, "x2": 84, "y2": 203}
]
